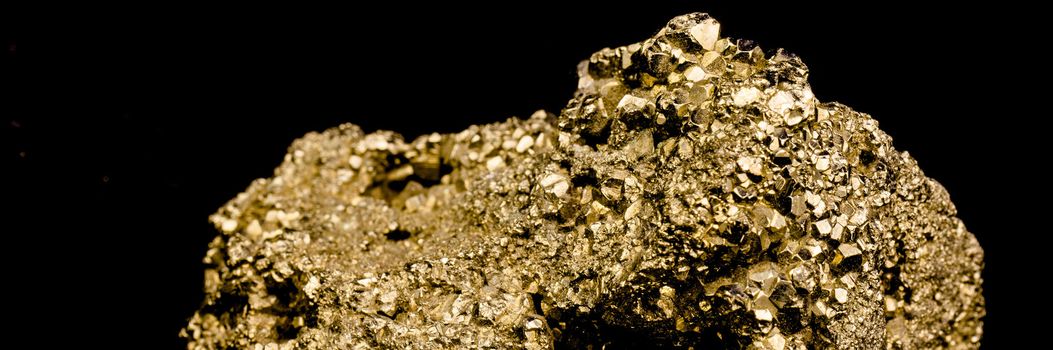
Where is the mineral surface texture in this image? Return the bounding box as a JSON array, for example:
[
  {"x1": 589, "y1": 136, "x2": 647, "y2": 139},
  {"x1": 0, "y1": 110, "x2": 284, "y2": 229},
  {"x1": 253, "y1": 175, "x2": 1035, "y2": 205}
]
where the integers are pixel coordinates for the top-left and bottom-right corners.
[{"x1": 183, "y1": 13, "x2": 984, "y2": 349}]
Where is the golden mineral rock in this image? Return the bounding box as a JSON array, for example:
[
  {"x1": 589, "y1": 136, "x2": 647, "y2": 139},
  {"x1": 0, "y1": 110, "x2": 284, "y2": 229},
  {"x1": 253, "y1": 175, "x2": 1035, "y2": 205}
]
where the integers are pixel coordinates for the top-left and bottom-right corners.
[{"x1": 183, "y1": 13, "x2": 984, "y2": 349}]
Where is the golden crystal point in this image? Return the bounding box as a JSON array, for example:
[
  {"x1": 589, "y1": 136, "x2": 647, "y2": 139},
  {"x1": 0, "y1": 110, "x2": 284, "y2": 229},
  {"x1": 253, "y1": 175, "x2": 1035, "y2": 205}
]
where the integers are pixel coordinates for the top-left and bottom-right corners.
[{"x1": 185, "y1": 12, "x2": 984, "y2": 349}]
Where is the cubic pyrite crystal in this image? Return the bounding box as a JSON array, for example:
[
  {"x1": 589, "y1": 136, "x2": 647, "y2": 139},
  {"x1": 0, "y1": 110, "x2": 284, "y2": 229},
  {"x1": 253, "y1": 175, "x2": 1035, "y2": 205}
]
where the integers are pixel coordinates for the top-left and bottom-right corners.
[{"x1": 183, "y1": 13, "x2": 984, "y2": 349}]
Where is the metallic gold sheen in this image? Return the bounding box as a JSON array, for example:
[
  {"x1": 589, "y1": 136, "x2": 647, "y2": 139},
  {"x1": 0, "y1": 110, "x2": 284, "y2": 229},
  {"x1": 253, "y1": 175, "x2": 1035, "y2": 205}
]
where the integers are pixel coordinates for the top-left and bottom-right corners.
[{"x1": 183, "y1": 13, "x2": 984, "y2": 349}]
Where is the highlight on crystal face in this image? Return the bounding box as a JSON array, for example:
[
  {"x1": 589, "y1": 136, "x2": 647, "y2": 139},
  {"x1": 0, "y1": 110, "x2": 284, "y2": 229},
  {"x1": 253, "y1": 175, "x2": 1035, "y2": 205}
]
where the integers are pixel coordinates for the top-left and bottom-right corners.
[{"x1": 183, "y1": 12, "x2": 983, "y2": 349}]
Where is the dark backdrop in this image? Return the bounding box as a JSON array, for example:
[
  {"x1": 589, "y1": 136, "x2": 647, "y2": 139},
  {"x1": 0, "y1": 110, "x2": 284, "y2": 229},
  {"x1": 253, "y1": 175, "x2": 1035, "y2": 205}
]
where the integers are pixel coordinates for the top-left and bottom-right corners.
[{"x1": 4, "y1": 1, "x2": 1038, "y2": 348}]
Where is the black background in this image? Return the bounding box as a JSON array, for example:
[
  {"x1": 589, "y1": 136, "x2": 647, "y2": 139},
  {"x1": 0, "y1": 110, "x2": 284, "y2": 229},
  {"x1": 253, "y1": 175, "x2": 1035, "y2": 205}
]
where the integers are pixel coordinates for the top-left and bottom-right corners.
[{"x1": 4, "y1": 1, "x2": 1039, "y2": 348}]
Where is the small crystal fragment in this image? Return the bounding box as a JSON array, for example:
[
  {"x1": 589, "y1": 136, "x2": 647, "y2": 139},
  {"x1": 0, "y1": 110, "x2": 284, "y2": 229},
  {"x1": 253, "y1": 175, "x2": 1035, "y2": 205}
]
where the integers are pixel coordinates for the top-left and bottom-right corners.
[
  {"x1": 815, "y1": 156, "x2": 831, "y2": 171},
  {"x1": 683, "y1": 65, "x2": 706, "y2": 82},
  {"x1": 349, "y1": 155, "x2": 363, "y2": 169},
  {"x1": 486, "y1": 156, "x2": 505, "y2": 171},
  {"x1": 815, "y1": 219, "x2": 832, "y2": 236},
  {"x1": 688, "y1": 16, "x2": 720, "y2": 50},
  {"x1": 220, "y1": 219, "x2": 237, "y2": 233},
  {"x1": 834, "y1": 288, "x2": 849, "y2": 304},
  {"x1": 754, "y1": 308, "x2": 773, "y2": 322},
  {"x1": 540, "y1": 173, "x2": 570, "y2": 197},
  {"x1": 766, "y1": 333, "x2": 786, "y2": 350},
  {"x1": 732, "y1": 87, "x2": 763, "y2": 107},
  {"x1": 516, "y1": 135, "x2": 535, "y2": 153},
  {"x1": 838, "y1": 243, "x2": 862, "y2": 258},
  {"x1": 245, "y1": 220, "x2": 262, "y2": 238}
]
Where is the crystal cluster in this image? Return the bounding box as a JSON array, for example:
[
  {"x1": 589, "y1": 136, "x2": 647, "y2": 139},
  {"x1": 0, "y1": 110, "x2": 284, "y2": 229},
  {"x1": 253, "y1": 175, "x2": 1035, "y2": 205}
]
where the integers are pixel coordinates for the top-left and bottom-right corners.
[{"x1": 183, "y1": 13, "x2": 984, "y2": 349}]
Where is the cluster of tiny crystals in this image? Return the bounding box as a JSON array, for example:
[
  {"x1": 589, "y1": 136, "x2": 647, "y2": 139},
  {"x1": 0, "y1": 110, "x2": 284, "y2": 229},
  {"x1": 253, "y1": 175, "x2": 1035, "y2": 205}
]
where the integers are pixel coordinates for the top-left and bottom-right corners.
[{"x1": 184, "y1": 13, "x2": 984, "y2": 349}]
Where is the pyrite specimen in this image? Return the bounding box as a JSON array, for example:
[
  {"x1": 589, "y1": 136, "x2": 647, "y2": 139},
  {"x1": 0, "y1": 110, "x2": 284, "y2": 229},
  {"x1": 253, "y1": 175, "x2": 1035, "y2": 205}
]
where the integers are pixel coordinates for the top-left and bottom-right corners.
[{"x1": 183, "y1": 13, "x2": 984, "y2": 349}]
